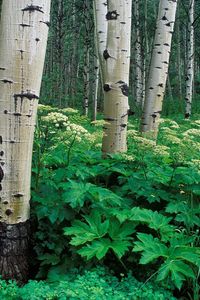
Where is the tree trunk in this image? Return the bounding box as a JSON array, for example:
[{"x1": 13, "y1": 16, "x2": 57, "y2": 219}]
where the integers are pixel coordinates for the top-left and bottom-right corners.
[
  {"x1": 92, "y1": 54, "x2": 99, "y2": 121},
  {"x1": 93, "y1": 0, "x2": 108, "y2": 85},
  {"x1": 0, "y1": 0, "x2": 50, "y2": 282},
  {"x1": 185, "y1": 0, "x2": 194, "y2": 119},
  {"x1": 140, "y1": 0, "x2": 177, "y2": 138},
  {"x1": 83, "y1": 0, "x2": 90, "y2": 116},
  {"x1": 93, "y1": 0, "x2": 107, "y2": 121},
  {"x1": 176, "y1": 3, "x2": 183, "y2": 102},
  {"x1": 101, "y1": 0, "x2": 132, "y2": 154},
  {"x1": 134, "y1": 0, "x2": 143, "y2": 107}
]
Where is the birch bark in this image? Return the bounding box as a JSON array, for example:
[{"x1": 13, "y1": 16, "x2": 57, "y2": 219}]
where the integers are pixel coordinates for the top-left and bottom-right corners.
[
  {"x1": 83, "y1": 0, "x2": 90, "y2": 116},
  {"x1": 141, "y1": 0, "x2": 178, "y2": 137},
  {"x1": 134, "y1": 0, "x2": 143, "y2": 106},
  {"x1": 185, "y1": 0, "x2": 194, "y2": 118},
  {"x1": 0, "y1": 0, "x2": 50, "y2": 281},
  {"x1": 101, "y1": 0, "x2": 132, "y2": 154},
  {"x1": 93, "y1": 0, "x2": 108, "y2": 85},
  {"x1": 92, "y1": 54, "x2": 99, "y2": 121}
]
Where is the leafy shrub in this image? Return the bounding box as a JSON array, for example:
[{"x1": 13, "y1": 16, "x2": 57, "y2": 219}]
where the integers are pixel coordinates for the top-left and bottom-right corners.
[{"x1": 31, "y1": 113, "x2": 200, "y2": 298}]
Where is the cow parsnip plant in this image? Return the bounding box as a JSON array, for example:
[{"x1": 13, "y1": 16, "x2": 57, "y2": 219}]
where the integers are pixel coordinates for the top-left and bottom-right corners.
[{"x1": 31, "y1": 109, "x2": 200, "y2": 298}]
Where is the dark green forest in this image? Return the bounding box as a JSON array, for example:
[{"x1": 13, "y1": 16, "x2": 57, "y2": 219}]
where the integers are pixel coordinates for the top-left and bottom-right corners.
[{"x1": 41, "y1": 0, "x2": 200, "y2": 115}]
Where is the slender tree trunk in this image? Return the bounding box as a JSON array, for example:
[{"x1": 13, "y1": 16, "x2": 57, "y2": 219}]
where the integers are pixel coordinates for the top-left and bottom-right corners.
[
  {"x1": 92, "y1": 54, "x2": 99, "y2": 121},
  {"x1": 101, "y1": 0, "x2": 132, "y2": 154},
  {"x1": 83, "y1": 0, "x2": 90, "y2": 116},
  {"x1": 93, "y1": 0, "x2": 107, "y2": 121},
  {"x1": 141, "y1": 0, "x2": 178, "y2": 137},
  {"x1": 0, "y1": 0, "x2": 50, "y2": 282},
  {"x1": 185, "y1": 0, "x2": 194, "y2": 118},
  {"x1": 134, "y1": 0, "x2": 143, "y2": 106},
  {"x1": 93, "y1": 0, "x2": 108, "y2": 87},
  {"x1": 83, "y1": 47, "x2": 90, "y2": 116},
  {"x1": 176, "y1": 4, "x2": 183, "y2": 102}
]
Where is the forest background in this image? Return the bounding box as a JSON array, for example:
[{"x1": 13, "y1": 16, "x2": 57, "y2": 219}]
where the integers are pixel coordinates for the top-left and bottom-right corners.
[{"x1": 0, "y1": 0, "x2": 200, "y2": 300}]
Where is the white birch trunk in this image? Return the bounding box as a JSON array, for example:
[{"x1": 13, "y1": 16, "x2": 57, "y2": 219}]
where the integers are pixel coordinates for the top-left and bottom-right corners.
[
  {"x1": 0, "y1": 0, "x2": 50, "y2": 281},
  {"x1": 141, "y1": 0, "x2": 178, "y2": 137},
  {"x1": 101, "y1": 0, "x2": 132, "y2": 154},
  {"x1": 83, "y1": 0, "x2": 90, "y2": 116},
  {"x1": 83, "y1": 47, "x2": 90, "y2": 116},
  {"x1": 134, "y1": 0, "x2": 143, "y2": 106},
  {"x1": 92, "y1": 54, "x2": 99, "y2": 121},
  {"x1": 93, "y1": 0, "x2": 108, "y2": 84},
  {"x1": 185, "y1": 0, "x2": 194, "y2": 118}
]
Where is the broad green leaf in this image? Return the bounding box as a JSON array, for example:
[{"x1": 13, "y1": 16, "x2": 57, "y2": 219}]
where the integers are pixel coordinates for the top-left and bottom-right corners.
[
  {"x1": 88, "y1": 185, "x2": 122, "y2": 206},
  {"x1": 157, "y1": 260, "x2": 195, "y2": 289},
  {"x1": 108, "y1": 218, "x2": 135, "y2": 240},
  {"x1": 64, "y1": 211, "x2": 109, "y2": 246},
  {"x1": 111, "y1": 240, "x2": 131, "y2": 258},
  {"x1": 61, "y1": 180, "x2": 92, "y2": 208},
  {"x1": 77, "y1": 238, "x2": 111, "y2": 260},
  {"x1": 133, "y1": 233, "x2": 168, "y2": 264}
]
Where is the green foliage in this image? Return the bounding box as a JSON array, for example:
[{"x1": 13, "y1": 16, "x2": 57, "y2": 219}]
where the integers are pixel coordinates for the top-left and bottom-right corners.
[
  {"x1": 0, "y1": 267, "x2": 177, "y2": 300},
  {"x1": 31, "y1": 108, "x2": 200, "y2": 298},
  {"x1": 133, "y1": 233, "x2": 200, "y2": 289},
  {"x1": 64, "y1": 212, "x2": 134, "y2": 259}
]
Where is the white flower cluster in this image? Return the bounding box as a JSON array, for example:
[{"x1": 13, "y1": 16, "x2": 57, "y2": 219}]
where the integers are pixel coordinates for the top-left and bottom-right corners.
[
  {"x1": 190, "y1": 159, "x2": 200, "y2": 167},
  {"x1": 67, "y1": 123, "x2": 88, "y2": 135},
  {"x1": 133, "y1": 136, "x2": 156, "y2": 147},
  {"x1": 165, "y1": 135, "x2": 181, "y2": 145},
  {"x1": 95, "y1": 143, "x2": 102, "y2": 149},
  {"x1": 183, "y1": 128, "x2": 200, "y2": 137},
  {"x1": 62, "y1": 107, "x2": 79, "y2": 115},
  {"x1": 153, "y1": 145, "x2": 170, "y2": 156},
  {"x1": 121, "y1": 153, "x2": 135, "y2": 161},
  {"x1": 65, "y1": 123, "x2": 92, "y2": 142},
  {"x1": 193, "y1": 120, "x2": 200, "y2": 125},
  {"x1": 160, "y1": 127, "x2": 177, "y2": 135},
  {"x1": 42, "y1": 112, "x2": 69, "y2": 128},
  {"x1": 38, "y1": 104, "x2": 52, "y2": 110},
  {"x1": 38, "y1": 104, "x2": 58, "y2": 114},
  {"x1": 91, "y1": 120, "x2": 107, "y2": 127},
  {"x1": 127, "y1": 129, "x2": 139, "y2": 137}
]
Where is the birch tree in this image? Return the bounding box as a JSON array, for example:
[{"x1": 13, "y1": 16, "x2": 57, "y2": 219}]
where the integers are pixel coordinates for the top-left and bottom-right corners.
[
  {"x1": 99, "y1": 0, "x2": 132, "y2": 154},
  {"x1": 83, "y1": 0, "x2": 90, "y2": 116},
  {"x1": 0, "y1": 0, "x2": 50, "y2": 281},
  {"x1": 185, "y1": 0, "x2": 194, "y2": 118},
  {"x1": 93, "y1": 0, "x2": 108, "y2": 85},
  {"x1": 133, "y1": 0, "x2": 143, "y2": 107},
  {"x1": 141, "y1": 0, "x2": 178, "y2": 137}
]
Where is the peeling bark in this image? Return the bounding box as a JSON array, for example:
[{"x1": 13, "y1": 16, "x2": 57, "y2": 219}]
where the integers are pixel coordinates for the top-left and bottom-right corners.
[
  {"x1": 0, "y1": 0, "x2": 51, "y2": 281},
  {"x1": 141, "y1": 0, "x2": 177, "y2": 137}
]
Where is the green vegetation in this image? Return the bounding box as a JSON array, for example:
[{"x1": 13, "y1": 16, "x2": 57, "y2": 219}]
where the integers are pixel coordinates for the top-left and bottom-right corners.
[
  {"x1": 15, "y1": 106, "x2": 196, "y2": 299},
  {"x1": 0, "y1": 267, "x2": 176, "y2": 300},
  {"x1": 0, "y1": 105, "x2": 199, "y2": 298}
]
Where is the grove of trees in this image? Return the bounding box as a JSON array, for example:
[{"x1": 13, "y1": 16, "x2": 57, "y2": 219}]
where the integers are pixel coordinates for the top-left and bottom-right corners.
[{"x1": 0, "y1": 0, "x2": 200, "y2": 299}]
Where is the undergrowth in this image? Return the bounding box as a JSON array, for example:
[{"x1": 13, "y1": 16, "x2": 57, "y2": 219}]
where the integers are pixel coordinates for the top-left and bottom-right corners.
[{"x1": 2, "y1": 105, "x2": 199, "y2": 299}]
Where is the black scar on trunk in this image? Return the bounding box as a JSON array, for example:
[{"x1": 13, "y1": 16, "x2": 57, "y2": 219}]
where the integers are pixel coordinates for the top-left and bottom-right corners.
[
  {"x1": 0, "y1": 221, "x2": 30, "y2": 283},
  {"x1": 106, "y1": 10, "x2": 119, "y2": 20},
  {"x1": 21, "y1": 5, "x2": 44, "y2": 14},
  {"x1": 14, "y1": 93, "x2": 39, "y2": 101}
]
